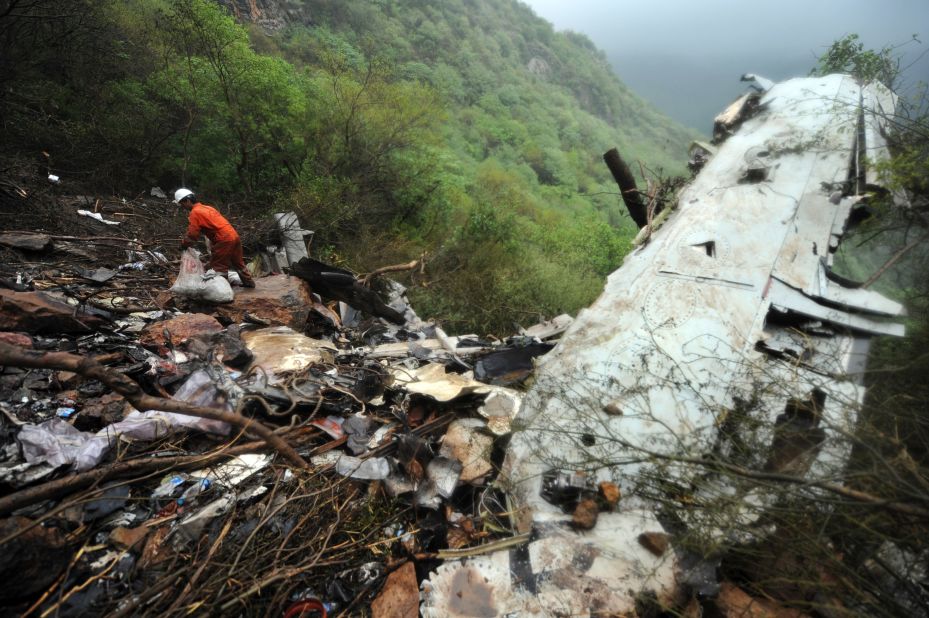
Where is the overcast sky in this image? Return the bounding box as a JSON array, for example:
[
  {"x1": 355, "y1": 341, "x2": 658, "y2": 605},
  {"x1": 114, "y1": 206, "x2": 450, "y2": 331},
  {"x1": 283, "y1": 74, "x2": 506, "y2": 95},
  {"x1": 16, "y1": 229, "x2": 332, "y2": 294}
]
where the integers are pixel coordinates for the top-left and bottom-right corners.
[{"x1": 522, "y1": 0, "x2": 929, "y2": 132}]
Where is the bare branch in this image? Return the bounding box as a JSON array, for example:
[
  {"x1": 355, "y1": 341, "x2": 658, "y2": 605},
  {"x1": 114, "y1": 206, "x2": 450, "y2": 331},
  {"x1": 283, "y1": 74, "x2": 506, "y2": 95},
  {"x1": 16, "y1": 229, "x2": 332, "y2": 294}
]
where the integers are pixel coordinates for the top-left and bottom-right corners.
[
  {"x1": 0, "y1": 341, "x2": 309, "y2": 470},
  {"x1": 361, "y1": 255, "x2": 424, "y2": 286},
  {"x1": 0, "y1": 442, "x2": 251, "y2": 515},
  {"x1": 861, "y1": 235, "x2": 926, "y2": 288},
  {"x1": 614, "y1": 439, "x2": 929, "y2": 519}
]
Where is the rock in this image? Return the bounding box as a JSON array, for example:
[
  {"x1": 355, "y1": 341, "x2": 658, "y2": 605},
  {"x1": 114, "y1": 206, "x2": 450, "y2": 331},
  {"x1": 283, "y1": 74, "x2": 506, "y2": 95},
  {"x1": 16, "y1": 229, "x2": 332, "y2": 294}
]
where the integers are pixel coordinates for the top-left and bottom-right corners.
[
  {"x1": 74, "y1": 393, "x2": 126, "y2": 432},
  {"x1": 154, "y1": 289, "x2": 175, "y2": 310},
  {"x1": 638, "y1": 531, "x2": 670, "y2": 557},
  {"x1": 571, "y1": 498, "x2": 599, "y2": 530},
  {"x1": 0, "y1": 232, "x2": 52, "y2": 251},
  {"x1": 598, "y1": 481, "x2": 621, "y2": 508},
  {"x1": 527, "y1": 56, "x2": 550, "y2": 76},
  {"x1": 371, "y1": 562, "x2": 419, "y2": 618},
  {"x1": 56, "y1": 370, "x2": 80, "y2": 387},
  {"x1": 75, "y1": 266, "x2": 117, "y2": 284},
  {"x1": 0, "y1": 290, "x2": 108, "y2": 334},
  {"x1": 22, "y1": 371, "x2": 52, "y2": 391},
  {"x1": 439, "y1": 418, "x2": 494, "y2": 484},
  {"x1": 139, "y1": 313, "x2": 223, "y2": 353},
  {"x1": 603, "y1": 401, "x2": 624, "y2": 416},
  {"x1": 186, "y1": 327, "x2": 253, "y2": 367},
  {"x1": 109, "y1": 525, "x2": 151, "y2": 551},
  {"x1": 139, "y1": 526, "x2": 173, "y2": 568},
  {"x1": 0, "y1": 370, "x2": 23, "y2": 391},
  {"x1": 0, "y1": 332, "x2": 33, "y2": 348},
  {"x1": 213, "y1": 274, "x2": 313, "y2": 329}
]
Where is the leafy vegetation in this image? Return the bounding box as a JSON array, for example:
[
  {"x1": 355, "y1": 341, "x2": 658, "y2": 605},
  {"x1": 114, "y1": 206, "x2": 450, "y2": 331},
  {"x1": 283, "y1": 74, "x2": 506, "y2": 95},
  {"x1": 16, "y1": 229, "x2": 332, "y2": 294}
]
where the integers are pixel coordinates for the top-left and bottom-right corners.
[{"x1": 0, "y1": 0, "x2": 697, "y2": 333}]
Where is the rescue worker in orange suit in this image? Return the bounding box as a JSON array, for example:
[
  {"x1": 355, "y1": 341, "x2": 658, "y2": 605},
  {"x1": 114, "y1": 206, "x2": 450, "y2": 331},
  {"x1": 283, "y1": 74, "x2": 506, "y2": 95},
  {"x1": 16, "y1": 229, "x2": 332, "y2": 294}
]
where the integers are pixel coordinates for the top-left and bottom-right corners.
[{"x1": 174, "y1": 188, "x2": 256, "y2": 288}]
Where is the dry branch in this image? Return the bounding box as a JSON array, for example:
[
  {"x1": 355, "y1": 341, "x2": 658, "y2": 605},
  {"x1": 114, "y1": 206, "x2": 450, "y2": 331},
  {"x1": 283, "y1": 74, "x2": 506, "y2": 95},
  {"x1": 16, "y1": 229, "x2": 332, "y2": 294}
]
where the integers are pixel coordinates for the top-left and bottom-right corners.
[
  {"x1": 0, "y1": 229, "x2": 150, "y2": 245},
  {"x1": 861, "y1": 236, "x2": 925, "y2": 288},
  {"x1": 0, "y1": 341, "x2": 309, "y2": 470},
  {"x1": 361, "y1": 255, "x2": 424, "y2": 286},
  {"x1": 621, "y1": 439, "x2": 929, "y2": 519},
  {"x1": 0, "y1": 442, "x2": 248, "y2": 515}
]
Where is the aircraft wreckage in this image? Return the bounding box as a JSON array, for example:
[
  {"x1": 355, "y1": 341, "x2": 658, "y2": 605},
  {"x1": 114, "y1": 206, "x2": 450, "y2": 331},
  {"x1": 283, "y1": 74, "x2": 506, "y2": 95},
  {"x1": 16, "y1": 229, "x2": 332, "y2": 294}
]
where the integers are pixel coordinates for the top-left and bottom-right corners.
[{"x1": 421, "y1": 74, "x2": 905, "y2": 616}]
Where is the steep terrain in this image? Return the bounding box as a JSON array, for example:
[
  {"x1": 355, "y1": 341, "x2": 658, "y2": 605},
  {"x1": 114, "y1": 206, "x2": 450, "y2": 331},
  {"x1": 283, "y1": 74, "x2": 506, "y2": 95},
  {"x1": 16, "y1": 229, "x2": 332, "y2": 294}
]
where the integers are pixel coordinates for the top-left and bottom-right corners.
[{"x1": 0, "y1": 0, "x2": 698, "y2": 333}]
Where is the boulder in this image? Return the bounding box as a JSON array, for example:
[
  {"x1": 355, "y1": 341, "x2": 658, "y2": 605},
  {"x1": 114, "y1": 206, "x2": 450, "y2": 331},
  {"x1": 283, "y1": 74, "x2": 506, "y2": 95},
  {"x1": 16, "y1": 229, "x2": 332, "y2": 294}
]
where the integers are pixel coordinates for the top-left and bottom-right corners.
[
  {"x1": 0, "y1": 332, "x2": 33, "y2": 348},
  {"x1": 0, "y1": 290, "x2": 108, "y2": 334},
  {"x1": 139, "y1": 313, "x2": 223, "y2": 353},
  {"x1": 213, "y1": 274, "x2": 313, "y2": 329}
]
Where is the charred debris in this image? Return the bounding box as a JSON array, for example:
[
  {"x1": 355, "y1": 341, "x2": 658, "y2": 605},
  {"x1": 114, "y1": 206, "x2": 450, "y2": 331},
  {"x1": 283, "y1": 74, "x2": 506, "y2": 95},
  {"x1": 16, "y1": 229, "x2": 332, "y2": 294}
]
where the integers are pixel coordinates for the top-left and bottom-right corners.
[
  {"x1": 0, "y1": 176, "x2": 567, "y2": 616},
  {"x1": 0, "y1": 72, "x2": 922, "y2": 618}
]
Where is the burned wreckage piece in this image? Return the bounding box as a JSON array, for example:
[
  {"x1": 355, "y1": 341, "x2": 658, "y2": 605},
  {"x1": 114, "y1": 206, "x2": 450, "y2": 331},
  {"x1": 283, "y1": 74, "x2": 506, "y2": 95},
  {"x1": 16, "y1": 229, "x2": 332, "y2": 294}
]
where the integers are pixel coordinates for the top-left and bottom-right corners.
[
  {"x1": 424, "y1": 75, "x2": 907, "y2": 614},
  {"x1": 0, "y1": 187, "x2": 566, "y2": 614},
  {"x1": 288, "y1": 257, "x2": 406, "y2": 325}
]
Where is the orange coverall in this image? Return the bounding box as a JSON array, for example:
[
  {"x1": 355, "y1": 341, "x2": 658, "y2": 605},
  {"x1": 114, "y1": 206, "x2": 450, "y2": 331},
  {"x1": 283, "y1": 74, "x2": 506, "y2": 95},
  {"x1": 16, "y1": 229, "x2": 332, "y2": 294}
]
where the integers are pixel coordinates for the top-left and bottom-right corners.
[{"x1": 182, "y1": 202, "x2": 255, "y2": 286}]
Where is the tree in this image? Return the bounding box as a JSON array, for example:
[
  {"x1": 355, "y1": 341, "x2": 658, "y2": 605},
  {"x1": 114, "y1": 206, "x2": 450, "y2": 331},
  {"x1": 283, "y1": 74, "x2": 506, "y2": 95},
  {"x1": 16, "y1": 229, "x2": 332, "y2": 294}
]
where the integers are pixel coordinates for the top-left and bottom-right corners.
[
  {"x1": 154, "y1": 0, "x2": 311, "y2": 198},
  {"x1": 812, "y1": 34, "x2": 903, "y2": 90}
]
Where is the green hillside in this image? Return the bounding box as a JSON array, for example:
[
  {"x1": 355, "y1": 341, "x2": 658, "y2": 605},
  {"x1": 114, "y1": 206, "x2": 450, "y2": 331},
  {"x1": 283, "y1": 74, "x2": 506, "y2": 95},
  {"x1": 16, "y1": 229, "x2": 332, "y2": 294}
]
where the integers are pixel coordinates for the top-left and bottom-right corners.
[{"x1": 0, "y1": 0, "x2": 699, "y2": 333}]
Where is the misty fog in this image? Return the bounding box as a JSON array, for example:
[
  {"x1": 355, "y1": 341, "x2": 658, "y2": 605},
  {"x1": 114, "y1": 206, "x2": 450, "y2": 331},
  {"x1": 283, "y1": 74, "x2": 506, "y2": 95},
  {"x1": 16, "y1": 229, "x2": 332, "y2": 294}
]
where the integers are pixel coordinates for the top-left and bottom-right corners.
[{"x1": 522, "y1": 0, "x2": 929, "y2": 133}]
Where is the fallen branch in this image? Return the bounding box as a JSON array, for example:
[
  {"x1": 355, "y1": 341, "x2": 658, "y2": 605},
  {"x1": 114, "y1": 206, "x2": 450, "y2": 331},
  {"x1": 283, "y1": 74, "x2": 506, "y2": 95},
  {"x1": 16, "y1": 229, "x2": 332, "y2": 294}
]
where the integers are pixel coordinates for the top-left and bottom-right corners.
[
  {"x1": 361, "y1": 255, "x2": 424, "y2": 286},
  {"x1": 861, "y1": 236, "x2": 925, "y2": 288},
  {"x1": 0, "y1": 230, "x2": 149, "y2": 245},
  {"x1": 0, "y1": 427, "x2": 322, "y2": 516},
  {"x1": 0, "y1": 342, "x2": 309, "y2": 470},
  {"x1": 414, "y1": 532, "x2": 531, "y2": 560},
  {"x1": 0, "y1": 443, "x2": 250, "y2": 516}
]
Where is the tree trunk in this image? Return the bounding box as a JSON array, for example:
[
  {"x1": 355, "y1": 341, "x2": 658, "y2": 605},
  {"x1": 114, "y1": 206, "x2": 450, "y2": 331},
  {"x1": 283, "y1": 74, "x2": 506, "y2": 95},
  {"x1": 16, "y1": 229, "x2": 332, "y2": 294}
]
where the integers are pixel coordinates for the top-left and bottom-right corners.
[{"x1": 603, "y1": 147, "x2": 648, "y2": 229}]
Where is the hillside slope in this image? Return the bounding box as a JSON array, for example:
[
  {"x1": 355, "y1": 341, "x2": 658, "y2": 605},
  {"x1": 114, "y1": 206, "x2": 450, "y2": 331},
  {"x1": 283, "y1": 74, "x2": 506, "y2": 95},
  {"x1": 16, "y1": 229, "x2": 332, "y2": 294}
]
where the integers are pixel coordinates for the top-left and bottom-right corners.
[
  {"x1": 0, "y1": 0, "x2": 698, "y2": 333},
  {"x1": 232, "y1": 0, "x2": 695, "y2": 189},
  {"x1": 226, "y1": 0, "x2": 699, "y2": 329}
]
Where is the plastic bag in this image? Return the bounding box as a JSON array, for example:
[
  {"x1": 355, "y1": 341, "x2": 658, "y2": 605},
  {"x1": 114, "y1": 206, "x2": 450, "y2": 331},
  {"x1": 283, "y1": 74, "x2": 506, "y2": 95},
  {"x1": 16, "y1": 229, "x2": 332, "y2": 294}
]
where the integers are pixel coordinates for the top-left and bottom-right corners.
[
  {"x1": 170, "y1": 248, "x2": 205, "y2": 295},
  {"x1": 170, "y1": 248, "x2": 234, "y2": 303},
  {"x1": 199, "y1": 270, "x2": 234, "y2": 303},
  {"x1": 18, "y1": 370, "x2": 232, "y2": 471}
]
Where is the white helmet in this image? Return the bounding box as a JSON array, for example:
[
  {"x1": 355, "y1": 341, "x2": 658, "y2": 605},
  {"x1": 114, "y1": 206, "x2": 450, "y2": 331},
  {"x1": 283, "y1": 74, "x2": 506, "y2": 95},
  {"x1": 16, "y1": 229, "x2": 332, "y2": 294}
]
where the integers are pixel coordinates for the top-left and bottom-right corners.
[{"x1": 174, "y1": 188, "x2": 195, "y2": 203}]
